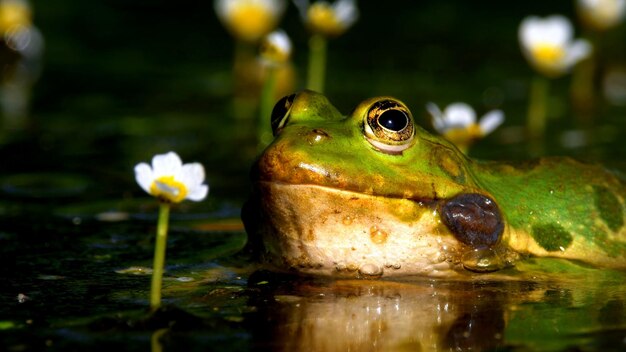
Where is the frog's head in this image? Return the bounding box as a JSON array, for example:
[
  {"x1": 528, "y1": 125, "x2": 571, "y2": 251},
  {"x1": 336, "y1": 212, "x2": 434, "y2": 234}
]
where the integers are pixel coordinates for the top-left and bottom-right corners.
[{"x1": 244, "y1": 90, "x2": 515, "y2": 278}]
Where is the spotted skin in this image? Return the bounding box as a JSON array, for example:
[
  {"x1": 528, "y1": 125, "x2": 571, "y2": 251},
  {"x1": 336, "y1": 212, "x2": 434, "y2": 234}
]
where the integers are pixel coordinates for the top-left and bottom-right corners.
[
  {"x1": 593, "y1": 185, "x2": 624, "y2": 232},
  {"x1": 474, "y1": 158, "x2": 626, "y2": 266},
  {"x1": 531, "y1": 223, "x2": 573, "y2": 252}
]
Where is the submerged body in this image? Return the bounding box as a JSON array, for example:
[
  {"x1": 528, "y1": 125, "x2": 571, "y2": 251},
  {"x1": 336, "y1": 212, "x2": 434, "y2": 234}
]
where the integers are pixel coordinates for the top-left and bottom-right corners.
[{"x1": 243, "y1": 91, "x2": 626, "y2": 277}]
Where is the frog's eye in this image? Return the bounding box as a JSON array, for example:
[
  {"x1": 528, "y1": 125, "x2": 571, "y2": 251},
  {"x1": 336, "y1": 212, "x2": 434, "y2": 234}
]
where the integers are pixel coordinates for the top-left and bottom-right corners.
[
  {"x1": 271, "y1": 93, "x2": 296, "y2": 135},
  {"x1": 363, "y1": 99, "x2": 414, "y2": 154}
]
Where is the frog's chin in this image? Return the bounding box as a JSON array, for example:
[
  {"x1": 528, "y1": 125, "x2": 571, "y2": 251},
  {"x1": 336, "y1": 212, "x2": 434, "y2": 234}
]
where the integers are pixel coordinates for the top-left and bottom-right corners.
[{"x1": 247, "y1": 181, "x2": 471, "y2": 278}]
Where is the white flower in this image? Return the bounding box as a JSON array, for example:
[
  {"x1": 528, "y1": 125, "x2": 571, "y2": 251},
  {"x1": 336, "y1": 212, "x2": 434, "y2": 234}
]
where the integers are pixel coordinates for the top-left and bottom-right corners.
[
  {"x1": 427, "y1": 102, "x2": 504, "y2": 137},
  {"x1": 519, "y1": 15, "x2": 592, "y2": 77},
  {"x1": 577, "y1": 0, "x2": 626, "y2": 31},
  {"x1": 0, "y1": 0, "x2": 32, "y2": 34},
  {"x1": 259, "y1": 29, "x2": 292, "y2": 66},
  {"x1": 214, "y1": 0, "x2": 286, "y2": 42},
  {"x1": 293, "y1": 0, "x2": 358, "y2": 37},
  {"x1": 134, "y1": 151, "x2": 208, "y2": 203}
]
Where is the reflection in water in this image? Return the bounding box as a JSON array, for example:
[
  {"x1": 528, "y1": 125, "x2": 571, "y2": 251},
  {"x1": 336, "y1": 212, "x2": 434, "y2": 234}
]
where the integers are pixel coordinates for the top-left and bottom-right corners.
[
  {"x1": 248, "y1": 278, "x2": 515, "y2": 351},
  {"x1": 245, "y1": 268, "x2": 626, "y2": 351}
]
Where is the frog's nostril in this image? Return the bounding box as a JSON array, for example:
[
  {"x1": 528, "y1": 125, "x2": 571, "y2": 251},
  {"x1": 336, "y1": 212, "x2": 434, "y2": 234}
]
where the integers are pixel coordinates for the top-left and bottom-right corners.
[{"x1": 305, "y1": 129, "x2": 330, "y2": 145}]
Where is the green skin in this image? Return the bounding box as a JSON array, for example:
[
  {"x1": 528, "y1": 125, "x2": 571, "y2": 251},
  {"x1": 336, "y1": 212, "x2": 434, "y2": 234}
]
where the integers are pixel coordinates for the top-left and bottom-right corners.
[{"x1": 246, "y1": 91, "x2": 626, "y2": 277}]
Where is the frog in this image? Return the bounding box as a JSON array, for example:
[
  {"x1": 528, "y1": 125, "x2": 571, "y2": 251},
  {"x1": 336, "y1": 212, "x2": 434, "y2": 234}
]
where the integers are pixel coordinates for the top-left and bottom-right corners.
[{"x1": 242, "y1": 90, "x2": 626, "y2": 278}]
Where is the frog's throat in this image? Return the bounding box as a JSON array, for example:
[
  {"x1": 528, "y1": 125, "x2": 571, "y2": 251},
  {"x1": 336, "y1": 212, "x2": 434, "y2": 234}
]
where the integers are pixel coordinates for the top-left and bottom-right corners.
[{"x1": 252, "y1": 181, "x2": 483, "y2": 278}]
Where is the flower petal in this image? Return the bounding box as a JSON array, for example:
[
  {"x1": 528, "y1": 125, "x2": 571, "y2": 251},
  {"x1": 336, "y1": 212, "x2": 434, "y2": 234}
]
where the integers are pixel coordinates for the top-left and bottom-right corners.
[
  {"x1": 180, "y1": 163, "x2": 206, "y2": 189},
  {"x1": 134, "y1": 163, "x2": 154, "y2": 194},
  {"x1": 293, "y1": 0, "x2": 310, "y2": 20},
  {"x1": 334, "y1": 0, "x2": 359, "y2": 27},
  {"x1": 426, "y1": 102, "x2": 446, "y2": 132},
  {"x1": 541, "y1": 15, "x2": 572, "y2": 46},
  {"x1": 214, "y1": 0, "x2": 230, "y2": 22},
  {"x1": 479, "y1": 110, "x2": 504, "y2": 135},
  {"x1": 443, "y1": 103, "x2": 476, "y2": 128},
  {"x1": 426, "y1": 102, "x2": 442, "y2": 118},
  {"x1": 519, "y1": 15, "x2": 572, "y2": 49},
  {"x1": 565, "y1": 39, "x2": 592, "y2": 67},
  {"x1": 152, "y1": 151, "x2": 183, "y2": 178},
  {"x1": 187, "y1": 184, "x2": 209, "y2": 202},
  {"x1": 577, "y1": 0, "x2": 626, "y2": 30},
  {"x1": 519, "y1": 16, "x2": 540, "y2": 49}
]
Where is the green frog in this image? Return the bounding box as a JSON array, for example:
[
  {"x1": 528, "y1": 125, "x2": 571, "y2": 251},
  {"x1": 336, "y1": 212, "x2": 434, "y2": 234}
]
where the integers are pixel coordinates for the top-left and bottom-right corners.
[{"x1": 243, "y1": 90, "x2": 626, "y2": 278}]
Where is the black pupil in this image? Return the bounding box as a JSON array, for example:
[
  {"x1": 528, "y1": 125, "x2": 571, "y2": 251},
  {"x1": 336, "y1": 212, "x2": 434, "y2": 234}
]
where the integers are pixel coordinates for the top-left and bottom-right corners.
[{"x1": 378, "y1": 109, "x2": 408, "y2": 132}]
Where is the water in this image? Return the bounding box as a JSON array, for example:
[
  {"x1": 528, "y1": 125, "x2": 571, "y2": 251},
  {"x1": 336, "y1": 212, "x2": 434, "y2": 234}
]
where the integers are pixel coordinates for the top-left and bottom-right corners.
[
  {"x1": 2, "y1": 216, "x2": 625, "y2": 351},
  {"x1": 1, "y1": 0, "x2": 626, "y2": 350}
]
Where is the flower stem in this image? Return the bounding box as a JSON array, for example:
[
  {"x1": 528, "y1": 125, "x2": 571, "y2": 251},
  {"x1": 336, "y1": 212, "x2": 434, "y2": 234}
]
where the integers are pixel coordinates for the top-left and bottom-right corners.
[
  {"x1": 258, "y1": 66, "x2": 278, "y2": 149},
  {"x1": 150, "y1": 202, "x2": 170, "y2": 311},
  {"x1": 307, "y1": 34, "x2": 327, "y2": 93},
  {"x1": 571, "y1": 31, "x2": 599, "y2": 128},
  {"x1": 151, "y1": 328, "x2": 168, "y2": 352},
  {"x1": 232, "y1": 40, "x2": 257, "y2": 120},
  {"x1": 527, "y1": 75, "x2": 550, "y2": 156}
]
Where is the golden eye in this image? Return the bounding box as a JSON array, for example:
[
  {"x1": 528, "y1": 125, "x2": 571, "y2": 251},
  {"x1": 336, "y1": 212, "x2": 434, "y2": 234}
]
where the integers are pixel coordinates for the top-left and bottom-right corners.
[
  {"x1": 270, "y1": 93, "x2": 296, "y2": 136},
  {"x1": 363, "y1": 99, "x2": 414, "y2": 153}
]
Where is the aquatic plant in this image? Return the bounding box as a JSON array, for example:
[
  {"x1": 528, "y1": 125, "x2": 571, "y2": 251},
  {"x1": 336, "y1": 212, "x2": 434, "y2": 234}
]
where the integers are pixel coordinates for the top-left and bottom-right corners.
[
  {"x1": 258, "y1": 29, "x2": 292, "y2": 147},
  {"x1": 214, "y1": 0, "x2": 286, "y2": 43},
  {"x1": 426, "y1": 102, "x2": 504, "y2": 154},
  {"x1": 293, "y1": 0, "x2": 358, "y2": 93},
  {"x1": 0, "y1": 0, "x2": 43, "y2": 131},
  {"x1": 518, "y1": 15, "x2": 591, "y2": 154},
  {"x1": 576, "y1": 0, "x2": 626, "y2": 31},
  {"x1": 214, "y1": 0, "x2": 286, "y2": 120},
  {"x1": 572, "y1": 0, "x2": 626, "y2": 120},
  {"x1": 134, "y1": 151, "x2": 208, "y2": 310}
]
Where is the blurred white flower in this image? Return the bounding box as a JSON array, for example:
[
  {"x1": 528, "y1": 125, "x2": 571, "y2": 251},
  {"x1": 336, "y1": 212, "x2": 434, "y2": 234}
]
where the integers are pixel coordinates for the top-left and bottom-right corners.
[
  {"x1": 259, "y1": 29, "x2": 292, "y2": 66},
  {"x1": 215, "y1": 0, "x2": 286, "y2": 42},
  {"x1": 294, "y1": 0, "x2": 358, "y2": 37},
  {"x1": 0, "y1": 0, "x2": 32, "y2": 34},
  {"x1": 0, "y1": 0, "x2": 43, "y2": 62},
  {"x1": 577, "y1": 0, "x2": 626, "y2": 31},
  {"x1": 519, "y1": 15, "x2": 592, "y2": 77},
  {"x1": 135, "y1": 151, "x2": 208, "y2": 203},
  {"x1": 426, "y1": 102, "x2": 504, "y2": 151},
  {"x1": 0, "y1": 0, "x2": 43, "y2": 130}
]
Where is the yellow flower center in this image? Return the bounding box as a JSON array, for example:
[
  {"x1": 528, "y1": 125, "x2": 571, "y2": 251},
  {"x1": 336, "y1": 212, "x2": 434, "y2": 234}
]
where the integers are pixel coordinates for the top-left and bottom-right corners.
[
  {"x1": 227, "y1": 3, "x2": 275, "y2": 42},
  {"x1": 307, "y1": 3, "x2": 343, "y2": 37},
  {"x1": 0, "y1": 2, "x2": 32, "y2": 34},
  {"x1": 442, "y1": 124, "x2": 483, "y2": 154},
  {"x1": 530, "y1": 44, "x2": 566, "y2": 73},
  {"x1": 528, "y1": 43, "x2": 568, "y2": 76},
  {"x1": 149, "y1": 176, "x2": 188, "y2": 203},
  {"x1": 532, "y1": 44, "x2": 565, "y2": 64}
]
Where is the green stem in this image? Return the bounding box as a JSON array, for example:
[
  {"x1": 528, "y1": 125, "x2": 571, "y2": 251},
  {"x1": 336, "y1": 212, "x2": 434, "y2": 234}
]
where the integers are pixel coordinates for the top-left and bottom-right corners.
[
  {"x1": 570, "y1": 55, "x2": 595, "y2": 127},
  {"x1": 150, "y1": 202, "x2": 170, "y2": 311},
  {"x1": 571, "y1": 29, "x2": 600, "y2": 128},
  {"x1": 527, "y1": 75, "x2": 550, "y2": 156},
  {"x1": 307, "y1": 34, "x2": 327, "y2": 93},
  {"x1": 151, "y1": 328, "x2": 168, "y2": 352},
  {"x1": 232, "y1": 40, "x2": 256, "y2": 120},
  {"x1": 258, "y1": 66, "x2": 278, "y2": 149}
]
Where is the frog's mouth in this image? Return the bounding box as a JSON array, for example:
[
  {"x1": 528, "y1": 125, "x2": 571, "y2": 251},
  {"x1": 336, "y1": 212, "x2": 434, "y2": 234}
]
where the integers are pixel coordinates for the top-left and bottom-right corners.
[{"x1": 245, "y1": 181, "x2": 478, "y2": 278}]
